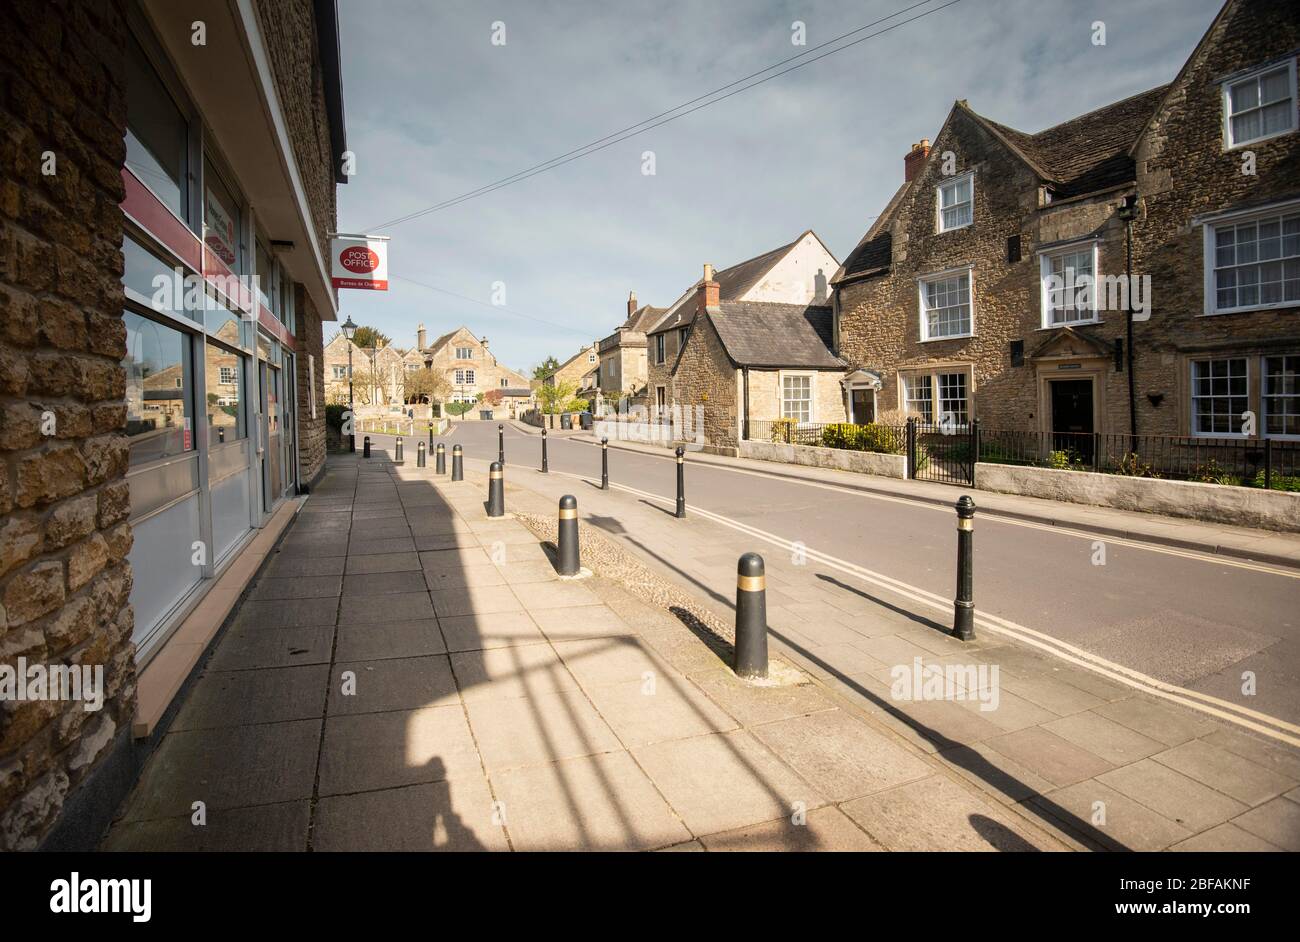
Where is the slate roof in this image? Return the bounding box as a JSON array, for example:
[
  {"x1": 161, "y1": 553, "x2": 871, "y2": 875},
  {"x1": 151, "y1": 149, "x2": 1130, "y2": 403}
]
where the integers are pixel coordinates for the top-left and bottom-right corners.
[
  {"x1": 622, "y1": 304, "x2": 668, "y2": 333},
  {"x1": 833, "y1": 181, "x2": 911, "y2": 284},
  {"x1": 969, "y1": 85, "x2": 1168, "y2": 199},
  {"x1": 648, "y1": 234, "x2": 807, "y2": 336},
  {"x1": 704, "y1": 301, "x2": 842, "y2": 370}
]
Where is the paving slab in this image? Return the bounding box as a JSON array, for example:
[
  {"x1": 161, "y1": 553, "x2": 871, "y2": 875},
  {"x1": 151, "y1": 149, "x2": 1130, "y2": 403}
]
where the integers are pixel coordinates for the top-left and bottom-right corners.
[
  {"x1": 1097, "y1": 759, "x2": 1248, "y2": 832},
  {"x1": 103, "y1": 802, "x2": 310, "y2": 852},
  {"x1": 318, "y1": 705, "x2": 481, "y2": 796},
  {"x1": 312, "y1": 777, "x2": 509, "y2": 851},
  {"x1": 1151, "y1": 738, "x2": 1294, "y2": 806},
  {"x1": 328, "y1": 655, "x2": 459, "y2": 714},
  {"x1": 983, "y1": 727, "x2": 1114, "y2": 788},
  {"x1": 464, "y1": 689, "x2": 622, "y2": 772},
  {"x1": 697, "y1": 805, "x2": 883, "y2": 851},
  {"x1": 334, "y1": 619, "x2": 446, "y2": 661},
  {"x1": 1031, "y1": 780, "x2": 1192, "y2": 851}
]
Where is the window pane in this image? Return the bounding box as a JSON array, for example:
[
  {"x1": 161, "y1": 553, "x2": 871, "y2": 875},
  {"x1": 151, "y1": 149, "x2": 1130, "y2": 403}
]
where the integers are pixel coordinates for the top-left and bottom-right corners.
[
  {"x1": 1264, "y1": 355, "x2": 1300, "y2": 436},
  {"x1": 1230, "y1": 77, "x2": 1260, "y2": 112},
  {"x1": 205, "y1": 342, "x2": 246, "y2": 444},
  {"x1": 1260, "y1": 68, "x2": 1290, "y2": 105},
  {"x1": 204, "y1": 158, "x2": 243, "y2": 273},
  {"x1": 256, "y1": 237, "x2": 274, "y2": 311},
  {"x1": 123, "y1": 311, "x2": 194, "y2": 464},
  {"x1": 1192, "y1": 358, "x2": 1248, "y2": 434},
  {"x1": 125, "y1": 34, "x2": 187, "y2": 219}
]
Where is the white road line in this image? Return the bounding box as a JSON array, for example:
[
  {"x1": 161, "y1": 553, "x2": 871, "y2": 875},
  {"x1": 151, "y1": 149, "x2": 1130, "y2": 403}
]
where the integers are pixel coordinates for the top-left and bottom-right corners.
[
  {"x1": 541, "y1": 434, "x2": 1298, "y2": 579},
  {"x1": 591, "y1": 475, "x2": 1300, "y2": 749}
]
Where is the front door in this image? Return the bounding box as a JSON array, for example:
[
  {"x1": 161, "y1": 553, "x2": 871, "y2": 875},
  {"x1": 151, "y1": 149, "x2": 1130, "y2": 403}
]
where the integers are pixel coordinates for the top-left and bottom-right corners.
[
  {"x1": 1050, "y1": 379, "x2": 1093, "y2": 462},
  {"x1": 851, "y1": 388, "x2": 875, "y2": 425}
]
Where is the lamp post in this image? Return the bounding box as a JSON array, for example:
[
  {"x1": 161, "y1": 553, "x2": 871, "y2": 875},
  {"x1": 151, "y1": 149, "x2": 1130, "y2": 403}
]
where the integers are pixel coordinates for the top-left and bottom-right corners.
[{"x1": 341, "y1": 315, "x2": 357, "y2": 452}]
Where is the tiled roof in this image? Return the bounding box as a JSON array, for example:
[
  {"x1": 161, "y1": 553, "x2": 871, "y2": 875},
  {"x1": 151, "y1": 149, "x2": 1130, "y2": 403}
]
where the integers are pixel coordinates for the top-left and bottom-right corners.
[
  {"x1": 970, "y1": 85, "x2": 1169, "y2": 199},
  {"x1": 705, "y1": 301, "x2": 842, "y2": 369},
  {"x1": 622, "y1": 304, "x2": 668, "y2": 333},
  {"x1": 648, "y1": 235, "x2": 806, "y2": 336}
]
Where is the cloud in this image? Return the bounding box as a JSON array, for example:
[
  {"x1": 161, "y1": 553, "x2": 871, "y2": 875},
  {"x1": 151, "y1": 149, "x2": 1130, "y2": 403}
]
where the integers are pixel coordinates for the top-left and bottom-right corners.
[{"x1": 335, "y1": 0, "x2": 1220, "y2": 371}]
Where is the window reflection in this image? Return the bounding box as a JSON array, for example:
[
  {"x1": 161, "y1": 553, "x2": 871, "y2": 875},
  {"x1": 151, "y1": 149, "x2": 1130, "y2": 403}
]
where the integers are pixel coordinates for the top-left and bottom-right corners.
[
  {"x1": 205, "y1": 340, "x2": 245, "y2": 445},
  {"x1": 123, "y1": 311, "x2": 193, "y2": 465},
  {"x1": 125, "y1": 34, "x2": 187, "y2": 219}
]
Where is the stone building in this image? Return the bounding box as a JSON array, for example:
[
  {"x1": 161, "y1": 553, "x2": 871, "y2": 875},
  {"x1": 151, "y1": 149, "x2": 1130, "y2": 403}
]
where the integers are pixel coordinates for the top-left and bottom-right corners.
[
  {"x1": 647, "y1": 231, "x2": 838, "y2": 415},
  {"x1": 422, "y1": 325, "x2": 530, "y2": 404},
  {"x1": 543, "y1": 342, "x2": 600, "y2": 395},
  {"x1": 833, "y1": 0, "x2": 1299, "y2": 458},
  {"x1": 662, "y1": 265, "x2": 846, "y2": 455},
  {"x1": 0, "y1": 0, "x2": 345, "y2": 849},
  {"x1": 596, "y1": 292, "x2": 666, "y2": 400}
]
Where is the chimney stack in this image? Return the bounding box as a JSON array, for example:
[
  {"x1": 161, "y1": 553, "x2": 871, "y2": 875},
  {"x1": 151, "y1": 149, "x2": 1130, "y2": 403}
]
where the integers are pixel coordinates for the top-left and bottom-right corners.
[
  {"x1": 627, "y1": 290, "x2": 637, "y2": 319},
  {"x1": 696, "y1": 263, "x2": 720, "y2": 317},
  {"x1": 904, "y1": 138, "x2": 931, "y2": 183},
  {"x1": 417, "y1": 322, "x2": 427, "y2": 350}
]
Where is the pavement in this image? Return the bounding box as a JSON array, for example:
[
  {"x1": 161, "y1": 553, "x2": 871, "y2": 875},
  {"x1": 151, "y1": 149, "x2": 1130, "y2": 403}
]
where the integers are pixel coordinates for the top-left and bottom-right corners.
[
  {"x1": 102, "y1": 450, "x2": 1067, "y2": 851},
  {"x1": 100, "y1": 437, "x2": 1300, "y2": 851}
]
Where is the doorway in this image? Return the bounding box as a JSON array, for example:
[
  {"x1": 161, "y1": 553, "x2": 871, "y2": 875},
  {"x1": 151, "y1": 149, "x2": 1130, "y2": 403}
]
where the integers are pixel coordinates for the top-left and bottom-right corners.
[
  {"x1": 850, "y1": 387, "x2": 876, "y2": 425},
  {"x1": 1049, "y1": 378, "x2": 1094, "y2": 462}
]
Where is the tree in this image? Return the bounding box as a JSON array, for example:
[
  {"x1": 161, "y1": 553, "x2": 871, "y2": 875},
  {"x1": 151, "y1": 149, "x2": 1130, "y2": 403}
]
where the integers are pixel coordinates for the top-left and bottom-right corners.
[
  {"x1": 537, "y1": 379, "x2": 576, "y2": 415},
  {"x1": 403, "y1": 368, "x2": 450, "y2": 404},
  {"x1": 350, "y1": 368, "x2": 379, "y2": 404},
  {"x1": 533, "y1": 355, "x2": 561, "y2": 380},
  {"x1": 483, "y1": 388, "x2": 504, "y2": 406},
  {"x1": 352, "y1": 325, "x2": 391, "y2": 350}
]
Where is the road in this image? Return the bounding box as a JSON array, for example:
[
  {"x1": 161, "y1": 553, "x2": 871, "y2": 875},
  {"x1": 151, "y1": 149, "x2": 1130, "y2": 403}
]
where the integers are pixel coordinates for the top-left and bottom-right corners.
[{"x1": 429, "y1": 420, "x2": 1300, "y2": 728}]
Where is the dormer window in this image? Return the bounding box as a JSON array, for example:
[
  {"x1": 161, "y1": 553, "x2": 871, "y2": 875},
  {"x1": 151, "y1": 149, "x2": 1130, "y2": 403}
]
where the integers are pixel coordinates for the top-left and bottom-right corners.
[
  {"x1": 1223, "y1": 60, "x2": 1297, "y2": 149},
  {"x1": 455, "y1": 346, "x2": 473, "y2": 359},
  {"x1": 937, "y1": 172, "x2": 973, "y2": 232}
]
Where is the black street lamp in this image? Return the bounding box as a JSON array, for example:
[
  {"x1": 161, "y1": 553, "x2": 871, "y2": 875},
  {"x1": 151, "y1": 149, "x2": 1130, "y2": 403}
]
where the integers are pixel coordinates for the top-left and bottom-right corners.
[{"x1": 341, "y1": 315, "x2": 357, "y2": 452}]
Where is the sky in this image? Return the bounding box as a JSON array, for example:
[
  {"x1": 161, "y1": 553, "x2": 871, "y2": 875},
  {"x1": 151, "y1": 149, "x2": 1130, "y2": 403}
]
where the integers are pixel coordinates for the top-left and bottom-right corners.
[{"x1": 334, "y1": 0, "x2": 1223, "y2": 374}]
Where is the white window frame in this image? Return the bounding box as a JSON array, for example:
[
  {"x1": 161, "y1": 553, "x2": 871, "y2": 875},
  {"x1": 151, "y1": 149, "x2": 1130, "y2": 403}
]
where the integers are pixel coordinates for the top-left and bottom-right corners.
[
  {"x1": 1039, "y1": 241, "x2": 1101, "y2": 328},
  {"x1": 918, "y1": 266, "x2": 975, "y2": 341},
  {"x1": 1190, "y1": 357, "x2": 1250, "y2": 438},
  {"x1": 1262, "y1": 353, "x2": 1300, "y2": 440},
  {"x1": 1200, "y1": 198, "x2": 1300, "y2": 315},
  {"x1": 1221, "y1": 58, "x2": 1298, "y2": 150},
  {"x1": 454, "y1": 369, "x2": 465, "y2": 385},
  {"x1": 936, "y1": 171, "x2": 974, "y2": 233},
  {"x1": 464, "y1": 368, "x2": 475, "y2": 386},
  {"x1": 779, "y1": 371, "x2": 814, "y2": 423},
  {"x1": 899, "y1": 369, "x2": 972, "y2": 425},
  {"x1": 455, "y1": 347, "x2": 473, "y2": 359}
]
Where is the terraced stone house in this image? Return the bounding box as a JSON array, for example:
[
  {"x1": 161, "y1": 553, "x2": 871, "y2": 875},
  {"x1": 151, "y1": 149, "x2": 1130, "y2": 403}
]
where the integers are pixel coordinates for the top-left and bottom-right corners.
[{"x1": 832, "y1": 0, "x2": 1299, "y2": 465}]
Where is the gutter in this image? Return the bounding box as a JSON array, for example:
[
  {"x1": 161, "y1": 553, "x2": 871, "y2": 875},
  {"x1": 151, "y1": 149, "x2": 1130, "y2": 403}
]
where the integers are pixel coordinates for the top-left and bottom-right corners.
[{"x1": 314, "y1": 0, "x2": 349, "y2": 185}]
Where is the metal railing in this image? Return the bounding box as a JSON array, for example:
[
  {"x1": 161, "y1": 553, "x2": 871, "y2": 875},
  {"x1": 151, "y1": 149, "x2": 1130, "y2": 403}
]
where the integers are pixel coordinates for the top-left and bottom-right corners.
[{"x1": 978, "y1": 428, "x2": 1300, "y2": 490}]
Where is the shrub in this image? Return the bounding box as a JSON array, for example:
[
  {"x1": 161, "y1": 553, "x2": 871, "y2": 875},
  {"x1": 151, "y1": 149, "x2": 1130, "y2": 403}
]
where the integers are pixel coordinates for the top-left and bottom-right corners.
[
  {"x1": 770, "y1": 418, "x2": 796, "y2": 443},
  {"x1": 1247, "y1": 470, "x2": 1300, "y2": 492},
  {"x1": 445, "y1": 401, "x2": 474, "y2": 417},
  {"x1": 324, "y1": 403, "x2": 346, "y2": 431},
  {"x1": 1112, "y1": 452, "x2": 1160, "y2": 478},
  {"x1": 1188, "y1": 459, "x2": 1238, "y2": 486},
  {"x1": 819, "y1": 422, "x2": 905, "y2": 455}
]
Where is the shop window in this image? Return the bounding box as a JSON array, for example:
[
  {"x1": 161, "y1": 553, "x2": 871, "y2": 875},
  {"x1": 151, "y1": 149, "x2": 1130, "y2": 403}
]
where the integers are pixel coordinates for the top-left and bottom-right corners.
[
  {"x1": 206, "y1": 341, "x2": 246, "y2": 445},
  {"x1": 125, "y1": 33, "x2": 188, "y2": 219},
  {"x1": 123, "y1": 310, "x2": 194, "y2": 465}
]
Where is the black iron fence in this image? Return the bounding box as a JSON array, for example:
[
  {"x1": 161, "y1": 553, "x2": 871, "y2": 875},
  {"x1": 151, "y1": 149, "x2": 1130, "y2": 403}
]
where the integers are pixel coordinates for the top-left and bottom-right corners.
[
  {"x1": 743, "y1": 417, "x2": 1300, "y2": 491},
  {"x1": 978, "y1": 428, "x2": 1300, "y2": 490}
]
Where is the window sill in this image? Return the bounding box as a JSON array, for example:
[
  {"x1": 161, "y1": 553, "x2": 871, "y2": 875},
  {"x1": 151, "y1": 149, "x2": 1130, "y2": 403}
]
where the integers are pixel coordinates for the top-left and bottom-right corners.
[
  {"x1": 1224, "y1": 126, "x2": 1297, "y2": 151},
  {"x1": 1038, "y1": 318, "x2": 1101, "y2": 330},
  {"x1": 919, "y1": 333, "x2": 975, "y2": 343},
  {"x1": 936, "y1": 223, "x2": 972, "y2": 235},
  {"x1": 1200, "y1": 303, "x2": 1300, "y2": 316}
]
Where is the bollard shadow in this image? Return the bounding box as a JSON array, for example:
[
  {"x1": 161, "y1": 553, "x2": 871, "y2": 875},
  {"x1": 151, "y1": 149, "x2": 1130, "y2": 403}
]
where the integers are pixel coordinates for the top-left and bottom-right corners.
[
  {"x1": 816, "y1": 574, "x2": 949, "y2": 635},
  {"x1": 619, "y1": 531, "x2": 1123, "y2": 851},
  {"x1": 637, "y1": 498, "x2": 680, "y2": 519}
]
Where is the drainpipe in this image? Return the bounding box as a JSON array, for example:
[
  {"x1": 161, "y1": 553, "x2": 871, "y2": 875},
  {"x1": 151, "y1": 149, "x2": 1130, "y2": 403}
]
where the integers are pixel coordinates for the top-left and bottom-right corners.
[
  {"x1": 742, "y1": 366, "x2": 751, "y2": 441},
  {"x1": 1118, "y1": 194, "x2": 1139, "y2": 438}
]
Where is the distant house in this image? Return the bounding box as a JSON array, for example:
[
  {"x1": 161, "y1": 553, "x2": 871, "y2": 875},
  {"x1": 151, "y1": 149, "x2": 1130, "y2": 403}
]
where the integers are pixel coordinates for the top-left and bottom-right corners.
[
  {"x1": 544, "y1": 342, "x2": 600, "y2": 395},
  {"x1": 596, "y1": 292, "x2": 667, "y2": 399},
  {"x1": 647, "y1": 230, "x2": 839, "y2": 418},
  {"x1": 421, "y1": 325, "x2": 531, "y2": 403},
  {"x1": 664, "y1": 258, "x2": 848, "y2": 456}
]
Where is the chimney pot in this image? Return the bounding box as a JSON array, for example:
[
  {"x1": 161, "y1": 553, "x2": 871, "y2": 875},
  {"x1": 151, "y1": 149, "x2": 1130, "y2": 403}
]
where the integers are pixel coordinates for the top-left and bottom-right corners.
[
  {"x1": 627, "y1": 290, "x2": 637, "y2": 318},
  {"x1": 696, "y1": 264, "x2": 720, "y2": 316}
]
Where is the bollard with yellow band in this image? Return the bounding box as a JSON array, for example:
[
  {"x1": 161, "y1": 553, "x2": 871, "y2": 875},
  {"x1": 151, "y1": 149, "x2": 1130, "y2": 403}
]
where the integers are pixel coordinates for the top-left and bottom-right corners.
[
  {"x1": 952, "y1": 495, "x2": 976, "y2": 641},
  {"x1": 734, "y1": 553, "x2": 769, "y2": 680},
  {"x1": 451, "y1": 444, "x2": 463, "y2": 481},
  {"x1": 601, "y1": 437, "x2": 609, "y2": 490},
  {"x1": 557, "y1": 494, "x2": 579, "y2": 575},
  {"x1": 540, "y1": 427, "x2": 549, "y2": 474},
  {"x1": 395, "y1": 435, "x2": 404, "y2": 464},
  {"x1": 487, "y1": 461, "x2": 505, "y2": 517},
  {"x1": 675, "y1": 445, "x2": 686, "y2": 518},
  {"x1": 363, "y1": 435, "x2": 371, "y2": 459},
  {"x1": 435, "y1": 442, "x2": 446, "y2": 475},
  {"x1": 416, "y1": 440, "x2": 426, "y2": 468}
]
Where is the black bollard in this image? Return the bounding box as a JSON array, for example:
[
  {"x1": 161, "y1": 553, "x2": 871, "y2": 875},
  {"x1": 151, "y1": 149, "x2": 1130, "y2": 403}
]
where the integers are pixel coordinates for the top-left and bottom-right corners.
[
  {"x1": 952, "y1": 495, "x2": 976, "y2": 641},
  {"x1": 451, "y1": 444, "x2": 463, "y2": 481},
  {"x1": 435, "y1": 442, "x2": 446, "y2": 475},
  {"x1": 675, "y1": 445, "x2": 686, "y2": 518},
  {"x1": 487, "y1": 461, "x2": 505, "y2": 517},
  {"x1": 498, "y1": 424, "x2": 505, "y2": 467},
  {"x1": 541, "y1": 428, "x2": 549, "y2": 473},
  {"x1": 363, "y1": 436, "x2": 371, "y2": 459},
  {"x1": 734, "y1": 553, "x2": 769, "y2": 680},
  {"x1": 416, "y1": 441, "x2": 426, "y2": 468},
  {"x1": 557, "y1": 494, "x2": 580, "y2": 576},
  {"x1": 428, "y1": 423, "x2": 434, "y2": 448},
  {"x1": 601, "y1": 437, "x2": 609, "y2": 489},
  {"x1": 395, "y1": 436, "x2": 404, "y2": 463}
]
